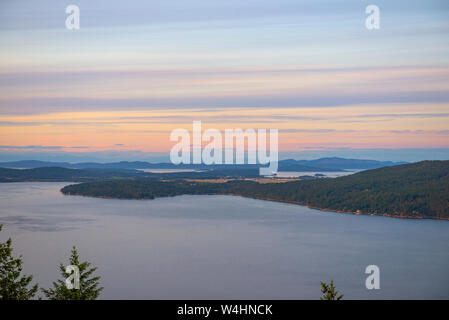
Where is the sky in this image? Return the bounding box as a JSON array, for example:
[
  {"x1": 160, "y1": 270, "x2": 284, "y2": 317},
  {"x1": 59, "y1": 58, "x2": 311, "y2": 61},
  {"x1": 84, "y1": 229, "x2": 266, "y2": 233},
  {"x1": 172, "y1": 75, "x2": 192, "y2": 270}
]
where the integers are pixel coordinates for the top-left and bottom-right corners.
[{"x1": 0, "y1": 0, "x2": 449, "y2": 162}]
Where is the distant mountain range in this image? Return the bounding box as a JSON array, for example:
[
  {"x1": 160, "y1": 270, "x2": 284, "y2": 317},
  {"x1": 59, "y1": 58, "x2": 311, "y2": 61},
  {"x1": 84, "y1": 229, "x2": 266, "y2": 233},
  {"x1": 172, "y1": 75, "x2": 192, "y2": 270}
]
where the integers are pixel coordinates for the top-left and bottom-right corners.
[
  {"x1": 282, "y1": 157, "x2": 407, "y2": 169},
  {"x1": 0, "y1": 157, "x2": 406, "y2": 171}
]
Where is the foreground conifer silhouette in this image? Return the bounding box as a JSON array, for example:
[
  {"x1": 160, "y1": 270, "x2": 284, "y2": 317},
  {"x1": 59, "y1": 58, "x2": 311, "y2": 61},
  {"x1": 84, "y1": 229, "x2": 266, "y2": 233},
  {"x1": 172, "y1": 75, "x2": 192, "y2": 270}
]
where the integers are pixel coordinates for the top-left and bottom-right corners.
[
  {"x1": 0, "y1": 224, "x2": 38, "y2": 300},
  {"x1": 42, "y1": 246, "x2": 103, "y2": 300}
]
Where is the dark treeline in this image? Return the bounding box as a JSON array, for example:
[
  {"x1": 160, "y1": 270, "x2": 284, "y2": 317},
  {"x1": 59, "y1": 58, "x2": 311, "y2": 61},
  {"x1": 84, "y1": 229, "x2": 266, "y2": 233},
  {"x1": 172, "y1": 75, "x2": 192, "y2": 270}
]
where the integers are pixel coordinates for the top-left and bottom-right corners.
[
  {"x1": 61, "y1": 161, "x2": 449, "y2": 220},
  {"x1": 0, "y1": 167, "x2": 144, "y2": 182},
  {"x1": 0, "y1": 159, "x2": 350, "y2": 171},
  {"x1": 0, "y1": 167, "x2": 262, "y2": 182},
  {"x1": 0, "y1": 157, "x2": 406, "y2": 170}
]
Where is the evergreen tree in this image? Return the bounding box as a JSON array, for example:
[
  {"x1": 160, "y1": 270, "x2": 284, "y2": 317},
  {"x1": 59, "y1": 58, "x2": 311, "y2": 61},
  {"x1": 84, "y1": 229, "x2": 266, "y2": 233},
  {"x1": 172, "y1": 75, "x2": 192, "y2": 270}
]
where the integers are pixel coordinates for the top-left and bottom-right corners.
[
  {"x1": 0, "y1": 224, "x2": 38, "y2": 300},
  {"x1": 42, "y1": 246, "x2": 103, "y2": 300},
  {"x1": 320, "y1": 280, "x2": 343, "y2": 300}
]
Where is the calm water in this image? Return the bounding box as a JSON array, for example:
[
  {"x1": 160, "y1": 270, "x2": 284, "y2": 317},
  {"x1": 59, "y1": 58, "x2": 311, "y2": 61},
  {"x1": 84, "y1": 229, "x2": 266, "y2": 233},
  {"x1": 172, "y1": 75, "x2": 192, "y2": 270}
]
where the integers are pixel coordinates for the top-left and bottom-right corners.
[
  {"x1": 0, "y1": 182, "x2": 448, "y2": 300},
  {"x1": 276, "y1": 170, "x2": 360, "y2": 178},
  {"x1": 137, "y1": 169, "x2": 202, "y2": 173}
]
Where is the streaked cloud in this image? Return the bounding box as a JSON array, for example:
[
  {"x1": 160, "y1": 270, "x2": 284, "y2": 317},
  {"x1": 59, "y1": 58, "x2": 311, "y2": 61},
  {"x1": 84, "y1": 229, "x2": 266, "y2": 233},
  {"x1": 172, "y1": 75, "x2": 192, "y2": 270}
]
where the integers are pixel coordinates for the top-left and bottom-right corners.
[
  {"x1": 1, "y1": 65, "x2": 449, "y2": 115},
  {"x1": 0, "y1": 145, "x2": 89, "y2": 150},
  {"x1": 0, "y1": 0, "x2": 448, "y2": 160}
]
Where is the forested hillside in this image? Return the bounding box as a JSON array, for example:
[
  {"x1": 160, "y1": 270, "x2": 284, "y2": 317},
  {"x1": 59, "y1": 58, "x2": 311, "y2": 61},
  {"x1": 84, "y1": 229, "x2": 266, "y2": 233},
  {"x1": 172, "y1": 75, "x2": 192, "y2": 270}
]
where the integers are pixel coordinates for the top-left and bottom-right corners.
[{"x1": 61, "y1": 161, "x2": 449, "y2": 220}]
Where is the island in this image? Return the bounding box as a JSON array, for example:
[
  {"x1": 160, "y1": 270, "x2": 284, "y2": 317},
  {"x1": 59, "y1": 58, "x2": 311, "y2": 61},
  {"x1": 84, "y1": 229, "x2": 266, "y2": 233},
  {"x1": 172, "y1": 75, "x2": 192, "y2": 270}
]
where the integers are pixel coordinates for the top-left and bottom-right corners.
[{"x1": 60, "y1": 160, "x2": 449, "y2": 220}]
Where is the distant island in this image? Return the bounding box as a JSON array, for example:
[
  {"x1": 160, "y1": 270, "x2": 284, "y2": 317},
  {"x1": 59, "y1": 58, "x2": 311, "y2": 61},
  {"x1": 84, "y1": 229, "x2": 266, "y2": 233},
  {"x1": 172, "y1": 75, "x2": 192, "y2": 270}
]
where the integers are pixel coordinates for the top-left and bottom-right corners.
[
  {"x1": 0, "y1": 157, "x2": 407, "y2": 182},
  {"x1": 0, "y1": 166, "x2": 262, "y2": 182},
  {"x1": 0, "y1": 157, "x2": 406, "y2": 171},
  {"x1": 61, "y1": 161, "x2": 449, "y2": 220}
]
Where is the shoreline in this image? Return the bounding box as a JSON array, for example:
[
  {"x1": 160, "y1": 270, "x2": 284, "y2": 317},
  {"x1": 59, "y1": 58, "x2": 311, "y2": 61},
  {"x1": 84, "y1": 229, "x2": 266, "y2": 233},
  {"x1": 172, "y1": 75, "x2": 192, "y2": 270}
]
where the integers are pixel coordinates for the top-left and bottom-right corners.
[{"x1": 61, "y1": 190, "x2": 449, "y2": 222}]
